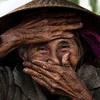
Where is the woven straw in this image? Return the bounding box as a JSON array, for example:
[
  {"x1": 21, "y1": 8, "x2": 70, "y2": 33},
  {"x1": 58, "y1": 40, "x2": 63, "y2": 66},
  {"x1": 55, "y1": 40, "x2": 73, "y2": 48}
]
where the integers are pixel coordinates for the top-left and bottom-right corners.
[{"x1": 0, "y1": 0, "x2": 100, "y2": 34}]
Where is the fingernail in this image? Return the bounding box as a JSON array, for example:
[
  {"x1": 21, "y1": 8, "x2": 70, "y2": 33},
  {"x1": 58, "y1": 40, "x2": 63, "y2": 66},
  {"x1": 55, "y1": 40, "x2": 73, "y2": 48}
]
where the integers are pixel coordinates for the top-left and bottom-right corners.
[
  {"x1": 23, "y1": 68, "x2": 28, "y2": 72},
  {"x1": 23, "y1": 61, "x2": 32, "y2": 68},
  {"x1": 32, "y1": 60, "x2": 38, "y2": 63},
  {"x1": 23, "y1": 62, "x2": 25, "y2": 66}
]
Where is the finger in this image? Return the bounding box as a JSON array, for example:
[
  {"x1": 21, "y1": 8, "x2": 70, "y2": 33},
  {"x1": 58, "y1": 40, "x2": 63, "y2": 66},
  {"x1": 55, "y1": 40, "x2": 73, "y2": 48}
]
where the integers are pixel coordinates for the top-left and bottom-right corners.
[
  {"x1": 23, "y1": 29, "x2": 72, "y2": 43},
  {"x1": 34, "y1": 21, "x2": 83, "y2": 31},
  {"x1": 21, "y1": 17, "x2": 82, "y2": 31},
  {"x1": 23, "y1": 64, "x2": 76, "y2": 97},
  {"x1": 23, "y1": 61, "x2": 56, "y2": 79},
  {"x1": 65, "y1": 16, "x2": 82, "y2": 24},
  {"x1": 25, "y1": 68, "x2": 75, "y2": 97},
  {"x1": 68, "y1": 22, "x2": 83, "y2": 30},
  {"x1": 23, "y1": 67, "x2": 55, "y2": 92},
  {"x1": 21, "y1": 11, "x2": 77, "y2": 26},
  {"x1": 24, "y1": 61, "x2": 70, "y2": 87},
  {"x1": 62, "y1": 23, "x2": 83, "y2": 30},
  {"x1": 23, "y1": 61, "x2": 32, "y2": 68},
  {"x1": 62, "y1": 52, "x2": 70, "y2": 67},
  {"x1": 23, "y1": 67, "x2": 48, "y2": 79},
  {"x1": 32, "y1": 60, "x2": 68, "y2": 79},
  {"x1": 19, "y1": 22, "x2": 83, "y2": 45},
  {"x1": 32, "y1": 16, "x2": 82, "y2": 27},
  {"x1": 19, "y1": 11, "x2": 79, "y2": 28},
  {"x1": 31, "y1": 60, "x2": 57, "y2": 72},
  {"x1": 62, "y1": 53, "x2": 76, "y2": 72},
  {"x1": 42, "y1": 23, "x2": 83, "y2": 32}
]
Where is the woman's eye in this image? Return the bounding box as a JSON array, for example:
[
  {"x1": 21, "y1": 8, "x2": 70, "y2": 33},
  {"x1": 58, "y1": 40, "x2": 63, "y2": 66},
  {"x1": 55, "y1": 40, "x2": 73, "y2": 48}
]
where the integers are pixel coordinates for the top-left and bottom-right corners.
[
  {"x1": 61, "y1": 45, "x2": 69, "y2": 49},
  {"x1": 59, "y1": 45, "x2": 70, "y2": 52},
  {"x1": 37, "y1": 47, "x2": 47, "y2": 52}
]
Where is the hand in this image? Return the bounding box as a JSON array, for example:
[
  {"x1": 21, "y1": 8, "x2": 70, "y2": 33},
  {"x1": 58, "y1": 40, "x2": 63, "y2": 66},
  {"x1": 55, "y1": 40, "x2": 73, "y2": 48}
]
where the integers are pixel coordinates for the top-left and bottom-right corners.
[
  {"x1": 0, "y1": 11, "x2": 83, "y2": 57},
  {"x1": 17, "y1": 11, "x2": 83, "y2": 44},
  {"x1": 23, "y1": 54, "x2": 93, "y2": 99}
]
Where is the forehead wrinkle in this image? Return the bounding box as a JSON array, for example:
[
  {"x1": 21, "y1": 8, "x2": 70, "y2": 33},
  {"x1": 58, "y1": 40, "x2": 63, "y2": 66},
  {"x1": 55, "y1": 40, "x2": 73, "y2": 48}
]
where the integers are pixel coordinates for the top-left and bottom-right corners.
[
  {"x1": 59, "y1": 39, "x2": 72, "y2": 44},
  {"x1": 56, "y1": 38, "x2": 74, "y2": 45},
  {"x1": 47, "y1": 38, "x2": 74, "y2": 47}
]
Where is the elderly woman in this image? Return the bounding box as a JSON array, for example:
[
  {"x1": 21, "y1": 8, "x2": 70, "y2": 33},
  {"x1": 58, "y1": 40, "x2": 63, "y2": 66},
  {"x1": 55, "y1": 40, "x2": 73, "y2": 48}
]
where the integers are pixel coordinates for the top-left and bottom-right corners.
[{"x1": 0, "y1": 0, "x2": 100, "y2": 100}]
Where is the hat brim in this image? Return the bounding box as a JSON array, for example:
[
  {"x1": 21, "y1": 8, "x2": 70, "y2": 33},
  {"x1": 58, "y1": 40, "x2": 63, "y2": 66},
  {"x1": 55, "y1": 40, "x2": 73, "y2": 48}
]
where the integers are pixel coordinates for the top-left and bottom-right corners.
[{"x1": 0, "y1": 0, "x2": 100, "y2": 34}]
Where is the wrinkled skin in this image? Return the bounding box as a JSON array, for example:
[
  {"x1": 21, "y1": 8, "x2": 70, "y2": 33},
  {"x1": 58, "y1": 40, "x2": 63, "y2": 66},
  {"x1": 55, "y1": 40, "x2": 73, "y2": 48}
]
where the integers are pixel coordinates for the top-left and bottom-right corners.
[
  {"x1": 22, "y1": 34, "x2": 93, "y2": 100},
  {"x1": 0, "y1": 11, "x2": 83, "y2": 57},
  {"x1": 0, "y1": 11, "x2": 94, "y2": 100}
]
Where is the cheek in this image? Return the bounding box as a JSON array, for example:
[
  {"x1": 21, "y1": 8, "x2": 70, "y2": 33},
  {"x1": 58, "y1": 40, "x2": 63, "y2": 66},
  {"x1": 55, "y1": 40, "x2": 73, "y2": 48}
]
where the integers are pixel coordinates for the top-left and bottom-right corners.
[
  {"x1": 69, "y1": 54, "x2": 79, "y2": 70},
  {"x1": 69, "y1": 48, "x2": 79, "y2": 70},
  {"x1": 58, "y1": 51, "x2": 79, "y2": 68},
  {"x1": 27, "y1": 51, "x2": 49, "y2": 62}
]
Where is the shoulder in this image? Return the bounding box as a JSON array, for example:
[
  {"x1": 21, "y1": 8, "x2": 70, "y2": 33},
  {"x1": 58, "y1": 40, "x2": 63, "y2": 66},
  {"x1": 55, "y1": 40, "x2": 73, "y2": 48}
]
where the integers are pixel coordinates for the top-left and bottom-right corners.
[
  {"x1": 77, "y1": 64, "x2": 100, "y2": 89},
  {"x1": 0, "y1": 65, "x2": 14, "y2": 78},
  {"x1": 0, "y1": 65, "x2": 15, "y2": 99},
  {"x1": 77, "y1": 64, "x2": 100, "y2": 100},
  {"x1": 0, "y1": 65, "x2": 15, "y2": 86}
]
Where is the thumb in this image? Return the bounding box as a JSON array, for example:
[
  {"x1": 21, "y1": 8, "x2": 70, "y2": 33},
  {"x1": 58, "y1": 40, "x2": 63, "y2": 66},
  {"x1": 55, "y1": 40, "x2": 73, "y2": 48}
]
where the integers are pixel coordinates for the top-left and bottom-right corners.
[{"x1": 62, "y1": 52, "x2": 70, "y2": 67}]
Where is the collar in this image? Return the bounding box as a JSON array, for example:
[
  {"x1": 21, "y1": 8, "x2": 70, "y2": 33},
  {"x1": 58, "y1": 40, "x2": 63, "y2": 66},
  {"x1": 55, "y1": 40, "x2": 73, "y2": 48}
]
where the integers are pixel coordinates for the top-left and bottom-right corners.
[{"x1": 13, "y1": 64, "x2": 47, "y2": 100}]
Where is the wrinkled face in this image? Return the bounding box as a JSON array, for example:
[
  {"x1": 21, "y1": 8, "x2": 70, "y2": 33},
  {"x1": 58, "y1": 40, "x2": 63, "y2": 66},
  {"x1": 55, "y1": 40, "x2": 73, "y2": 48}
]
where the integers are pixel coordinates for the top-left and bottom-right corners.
[{"x1": 20, "y1": 32, "x2": 80, "y2": 70}]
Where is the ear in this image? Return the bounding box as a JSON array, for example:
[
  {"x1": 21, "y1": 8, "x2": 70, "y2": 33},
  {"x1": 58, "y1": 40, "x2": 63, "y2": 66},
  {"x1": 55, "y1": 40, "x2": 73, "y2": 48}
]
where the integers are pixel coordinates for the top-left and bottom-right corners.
[{"x1": 18, "y1": 45, "x2": 29, "y2": 61}]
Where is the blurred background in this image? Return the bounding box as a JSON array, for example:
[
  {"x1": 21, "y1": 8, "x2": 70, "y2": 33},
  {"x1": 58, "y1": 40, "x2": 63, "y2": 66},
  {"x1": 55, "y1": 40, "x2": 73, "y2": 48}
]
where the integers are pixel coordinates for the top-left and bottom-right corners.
[
  {"x1": 0, "y1": 0, "x2": 100, "y2": 17},
  {"x1": 69, "y1": 0, "x2": 100, "y2": 14}
]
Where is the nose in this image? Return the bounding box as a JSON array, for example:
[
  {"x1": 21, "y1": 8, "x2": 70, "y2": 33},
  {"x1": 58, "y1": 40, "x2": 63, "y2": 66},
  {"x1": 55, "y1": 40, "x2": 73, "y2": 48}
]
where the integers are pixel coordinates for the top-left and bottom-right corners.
[{"x1": 47, "y1": 54, "x2": 60, "y2": 65}]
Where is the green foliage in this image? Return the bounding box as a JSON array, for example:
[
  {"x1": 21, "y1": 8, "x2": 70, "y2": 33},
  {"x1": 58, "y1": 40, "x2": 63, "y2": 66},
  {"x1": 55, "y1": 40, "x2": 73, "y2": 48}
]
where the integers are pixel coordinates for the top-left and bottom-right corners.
[
  {"x1": 68, "y1": 0, "x2": 99, "y2": 14},
  {"x1": 90, "y1": 0, "x2": 97, "y2": 12},
  {"x1": 69, "y1": 0, "x2": 79, "y2": 4}
]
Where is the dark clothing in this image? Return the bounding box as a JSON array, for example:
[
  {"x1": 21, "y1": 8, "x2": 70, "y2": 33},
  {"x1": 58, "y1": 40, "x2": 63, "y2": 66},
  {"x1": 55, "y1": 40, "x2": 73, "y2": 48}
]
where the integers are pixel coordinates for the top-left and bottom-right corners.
[{"x1": 0, "y1": 64, "x2": 100, "y2": 100}]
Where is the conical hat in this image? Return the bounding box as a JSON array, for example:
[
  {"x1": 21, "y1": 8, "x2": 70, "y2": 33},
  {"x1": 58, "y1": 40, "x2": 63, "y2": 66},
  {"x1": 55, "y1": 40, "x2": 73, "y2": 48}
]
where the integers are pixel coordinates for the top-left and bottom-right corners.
[{"x1": 0, "y1": 0, "x2": 100, "y2": 34}]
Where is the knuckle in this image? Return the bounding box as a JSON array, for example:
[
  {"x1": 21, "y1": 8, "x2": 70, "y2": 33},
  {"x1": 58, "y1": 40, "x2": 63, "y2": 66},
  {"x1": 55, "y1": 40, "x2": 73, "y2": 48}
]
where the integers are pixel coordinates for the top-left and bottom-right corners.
[
  {"x1": 55, "y1": 76, "x2": 61, "y2": 81},
  {"x1": 59, "y1": 70, "x2": 65, "y2": 75},
  {"x1": 52, "y1": 83, "x2": 57, "y2": 88}
]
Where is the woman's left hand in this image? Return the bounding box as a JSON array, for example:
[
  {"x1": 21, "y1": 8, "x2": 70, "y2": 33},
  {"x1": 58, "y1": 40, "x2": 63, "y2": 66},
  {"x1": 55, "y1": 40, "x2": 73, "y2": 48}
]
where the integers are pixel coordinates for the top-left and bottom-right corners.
[{"x1": 23, "y1": 60, "x2": 93, "y2": 99}]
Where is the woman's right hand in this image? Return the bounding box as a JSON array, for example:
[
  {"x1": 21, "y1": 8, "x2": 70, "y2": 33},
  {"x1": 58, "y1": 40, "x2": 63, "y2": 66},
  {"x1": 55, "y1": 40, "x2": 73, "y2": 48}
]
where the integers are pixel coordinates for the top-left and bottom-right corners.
[{"x1": 0, "y1": 11, "x2": 83, "y2": 58}]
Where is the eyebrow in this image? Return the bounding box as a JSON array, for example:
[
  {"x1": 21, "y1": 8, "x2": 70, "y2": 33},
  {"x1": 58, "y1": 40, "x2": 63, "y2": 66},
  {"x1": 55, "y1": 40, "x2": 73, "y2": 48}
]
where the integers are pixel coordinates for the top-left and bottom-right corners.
[{"x1": 59, "y1": 39, "x2": 73, "y2": 45}]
